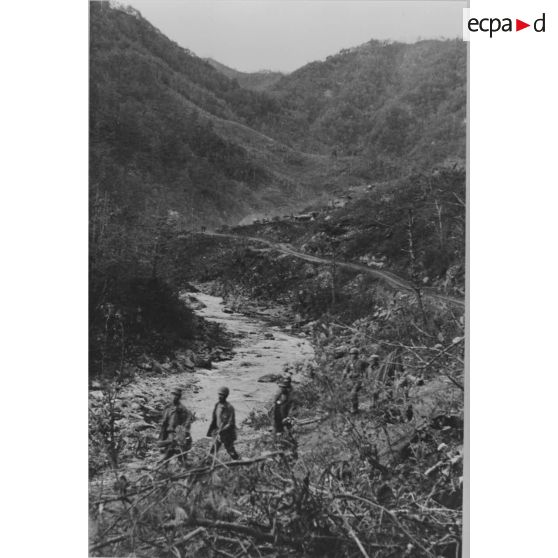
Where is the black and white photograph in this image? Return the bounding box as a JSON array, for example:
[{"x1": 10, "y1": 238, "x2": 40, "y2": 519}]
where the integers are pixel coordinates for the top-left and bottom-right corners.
[{"x1": 88, "y1": 1, "x2": 467, "y2": 556}]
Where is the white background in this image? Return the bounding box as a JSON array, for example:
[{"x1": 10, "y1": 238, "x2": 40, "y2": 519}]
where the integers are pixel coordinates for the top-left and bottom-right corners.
[{"x1": 1, "y1": 0, "x2": 556, "y2": 556}]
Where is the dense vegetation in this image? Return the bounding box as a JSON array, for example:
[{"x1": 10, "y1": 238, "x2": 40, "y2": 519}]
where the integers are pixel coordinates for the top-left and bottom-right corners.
[
  {"x1": 90, "y1": 1, "x2": 278, "y2": 228},
  {"x1": 268, "y1": 39, "x2": 466, "y2": 176}
]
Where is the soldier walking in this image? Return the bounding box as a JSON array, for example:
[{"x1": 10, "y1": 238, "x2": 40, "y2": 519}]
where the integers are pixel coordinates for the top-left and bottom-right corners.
[
  {"x1": 343, "y1": 347, "x2": 368, "y2": 414},
  {"x1": 207, "y1": 386, "x2": 240, "y2": 460},
  {"x1": 273, "y1": 378, "x2": 295, "y2": 441},
  {"x1": 159, "y1": 387, "x2": 193, "y2": 464}
]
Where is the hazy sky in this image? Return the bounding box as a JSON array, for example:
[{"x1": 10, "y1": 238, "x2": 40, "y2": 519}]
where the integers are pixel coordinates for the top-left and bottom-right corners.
[{"x1": 123, "y1": 1, "x2": 467, "y2": 73}]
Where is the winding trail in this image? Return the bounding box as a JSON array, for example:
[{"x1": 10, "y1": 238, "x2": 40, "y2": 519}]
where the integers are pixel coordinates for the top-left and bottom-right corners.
[{"x1": 200, "y1": 231, "x2": 465, "y2": 308}]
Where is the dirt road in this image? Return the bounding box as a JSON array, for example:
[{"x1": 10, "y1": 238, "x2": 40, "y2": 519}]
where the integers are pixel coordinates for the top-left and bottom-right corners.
[{"x1": 201, "y1": 231, "x2": 465, "y2": 308}]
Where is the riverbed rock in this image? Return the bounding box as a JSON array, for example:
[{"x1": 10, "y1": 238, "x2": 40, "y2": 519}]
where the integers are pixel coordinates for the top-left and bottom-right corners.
[
  {"x1": 194, "y1": 356, "x2": 212, "y2": 369},
  {"x1": 184, "y1": 294, "x2": 206, "y2": 310},
  {"x1": 173, "y1": 361, "x2": 187, "y2": 374},
  {"x1": 210, "y1": 348, "x2": 232, "y2": 362},
  {"x1": 152, "y1": 360, "x2": 165, "y2": 374},
  {"x1": 257, "y1": 373, "x2": 282, "y2": 383},
  {"x1": 301, "y1": 320, "x2": 318, "y2": 332},
  {"x1": 182, "y1": 357, "x2": 195, "y2": 370}
]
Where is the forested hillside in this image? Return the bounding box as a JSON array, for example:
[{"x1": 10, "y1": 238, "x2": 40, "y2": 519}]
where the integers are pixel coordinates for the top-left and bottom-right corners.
[
  {"x1": 90, "y1": 1, "x2": 278, "y2": 228},
  {"x1": 268, "y1": 39, "x2": 466, "y2": 175}
]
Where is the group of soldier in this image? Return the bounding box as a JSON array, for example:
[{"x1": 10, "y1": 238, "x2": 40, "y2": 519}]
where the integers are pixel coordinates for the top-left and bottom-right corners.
[
  {"x1": 159, "y1": 376, "x2": 294, "y2": 464},
  {"x1": 159, "y1": 345, "x2": 373, "y2": 465}
]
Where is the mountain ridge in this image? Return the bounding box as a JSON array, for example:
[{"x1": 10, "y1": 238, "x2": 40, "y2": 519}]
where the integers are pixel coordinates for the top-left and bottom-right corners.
[{"x1": 205, "y1": 58, "x2": 285, "y2": 91}]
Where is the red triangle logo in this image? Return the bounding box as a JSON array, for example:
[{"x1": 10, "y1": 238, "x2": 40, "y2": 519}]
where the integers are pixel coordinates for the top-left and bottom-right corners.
[{"x1": 516, "y1": 19, "x2": 530, "y2": 31}]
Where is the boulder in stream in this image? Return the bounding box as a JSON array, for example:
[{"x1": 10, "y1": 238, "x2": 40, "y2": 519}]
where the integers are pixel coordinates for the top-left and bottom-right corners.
[
  {"x1": 194, "y1": 356, "x2": 212, "y2": 369},
  {"x1": 152, "y1": 360, "x2": 165, "y2": 374},
  {"x1": 179, "y1": 356, "x2": 195, "y2": 370}
]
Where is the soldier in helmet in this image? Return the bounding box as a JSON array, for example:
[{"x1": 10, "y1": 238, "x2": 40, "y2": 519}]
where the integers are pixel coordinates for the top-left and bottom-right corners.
[
  {"x1": 273, "y1": 379, "x2": 295, "y2": 441},
  {"x1": 281, "y1": 368, "x2": 293, "y2": 395},
  {"x1": 159, "y1": 387, "x2": 193, "y2": 464},
  {"x1": 343, "y1": 347, "x2": 369, "y2": 414},
  {"x1": 207, "y1": 386, "x2": 239, "y2": 460}
]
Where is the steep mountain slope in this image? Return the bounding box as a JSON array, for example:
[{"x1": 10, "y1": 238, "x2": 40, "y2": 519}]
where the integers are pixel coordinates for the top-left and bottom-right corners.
[
  {"x1": 90, "y1": 2, "x2": 349, "y2": 229},
  {"x1": 205, "y1": 58, "x2": 284, "y2": 91},
  {"x1": 269, "y1": 39, "x2": 466, "y2": 176}
]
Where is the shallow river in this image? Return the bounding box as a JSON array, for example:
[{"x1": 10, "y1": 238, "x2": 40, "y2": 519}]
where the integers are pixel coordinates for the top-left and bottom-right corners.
[{"x1": 185, "y1": 292, "x2": 314, "y2": 439}]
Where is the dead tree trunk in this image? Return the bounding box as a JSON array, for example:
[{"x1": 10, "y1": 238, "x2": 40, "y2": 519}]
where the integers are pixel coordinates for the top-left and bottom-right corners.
[
  {"x1": 331, "y1": 247, "x2": 337, "y2": 306},
  {"x1": 407, "y1": 209, "x2": 428, "y2": 327}
]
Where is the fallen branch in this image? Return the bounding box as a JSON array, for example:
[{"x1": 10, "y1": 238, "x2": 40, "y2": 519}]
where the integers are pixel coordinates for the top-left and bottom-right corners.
[
  {"x1": 331, "y1": 322, "x2": 359, "y2": 333},
  {"x1": 191, "y1": 519, "x2": 274, "y2": 543},
  {"x1": 171, "y1": 526, "x2": 206, "y2": 546},
  {"x1": 416, "y1": 338, "x2": 465, "y2": 391},
  {"x1": 91, "y1": 452, "x2": 286, "y2": 506},
  {"x1": 295, "y1": 416, "x2": 326, "y2": 426},
  {"x1": 418, "y1": 338, "x2": 464, "y2": 372},
  {"x1": 334, "y1": 502, "x2": 371, "y2": 558},
  {"x1": 179, "y1": 518, "x2": 348, "y2": 549},
  {"x1": 89, "y1": 532, "x2": 130, "y2": 553},
  {"x1": 332, "y1": 492, "x2": 436, "y2": 558},
  {"x1": 442, "y1": 371, "x2": 464, "y2": 391}
]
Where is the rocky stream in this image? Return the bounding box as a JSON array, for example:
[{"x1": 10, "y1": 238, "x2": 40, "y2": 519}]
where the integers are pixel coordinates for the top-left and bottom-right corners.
[{"x1": 89, "y1": 288, "x2": 314, "y2": 482}]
